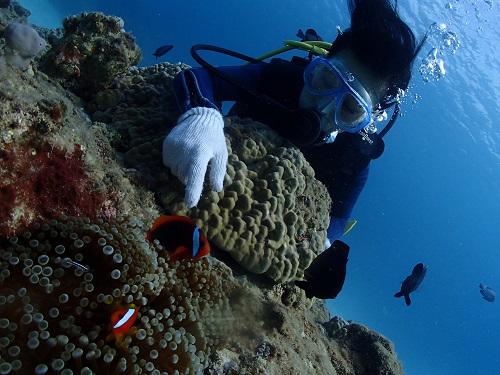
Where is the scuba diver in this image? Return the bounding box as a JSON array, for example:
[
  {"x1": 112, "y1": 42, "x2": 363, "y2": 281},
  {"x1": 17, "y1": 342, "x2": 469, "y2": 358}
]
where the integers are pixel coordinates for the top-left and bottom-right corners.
[{"x1": 162, "y1": 0, "x2": 427, "y2": 250}]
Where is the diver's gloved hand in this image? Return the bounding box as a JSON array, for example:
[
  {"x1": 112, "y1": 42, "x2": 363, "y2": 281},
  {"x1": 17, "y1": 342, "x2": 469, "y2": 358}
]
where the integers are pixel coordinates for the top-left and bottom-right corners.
[{"x1": 162, "y1": 107, "x2": 228, "y2": 208}]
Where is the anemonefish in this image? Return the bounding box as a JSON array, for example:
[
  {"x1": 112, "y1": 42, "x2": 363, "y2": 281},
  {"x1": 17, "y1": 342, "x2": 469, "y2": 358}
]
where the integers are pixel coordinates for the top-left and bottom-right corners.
[
  {"x1": 145, "y1": 215, "x2": 210, "y2": 262},
  {"x1": 107, "y1": 304, "x2": 139, "y2": 344}
]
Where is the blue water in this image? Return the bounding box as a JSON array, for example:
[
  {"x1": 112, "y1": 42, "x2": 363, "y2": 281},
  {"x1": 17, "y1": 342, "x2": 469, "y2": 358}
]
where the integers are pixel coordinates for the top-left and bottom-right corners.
[{"x1": 22, "y1": 0, "x2": 500, "y2": 374}]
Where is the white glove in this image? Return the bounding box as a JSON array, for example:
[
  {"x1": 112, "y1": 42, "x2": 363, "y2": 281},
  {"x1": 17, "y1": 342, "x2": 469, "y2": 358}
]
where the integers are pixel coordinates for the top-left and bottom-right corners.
[{"x1": 162, "y1": 107, "x2": 228, "y2": 208}]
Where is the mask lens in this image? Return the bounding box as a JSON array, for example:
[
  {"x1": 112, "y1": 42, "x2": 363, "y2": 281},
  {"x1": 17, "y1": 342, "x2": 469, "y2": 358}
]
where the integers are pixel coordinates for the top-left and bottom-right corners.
[
  {"x1": 337, "y1": 93, "x2": 369, "y2": 127},
  {"x1": 305, "y1": 62, "x2": 342, "y2": 94}
]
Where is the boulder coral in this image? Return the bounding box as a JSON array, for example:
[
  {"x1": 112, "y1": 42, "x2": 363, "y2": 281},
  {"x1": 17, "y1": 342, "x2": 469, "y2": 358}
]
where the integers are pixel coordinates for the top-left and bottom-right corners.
[
  {"x1": 40, "y1": 12, "x2": 141, "y2": 100},
  {"x1": 0, "y1": 215, "x2": 230, "y2": 374},
  {"x1": 167, "y1": 120, "x2": 332, "y2": 282}
]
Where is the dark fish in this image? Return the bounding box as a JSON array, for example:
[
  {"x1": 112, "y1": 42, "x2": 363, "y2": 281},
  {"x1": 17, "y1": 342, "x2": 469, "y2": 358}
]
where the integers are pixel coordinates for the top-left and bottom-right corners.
[
  {"x1": 295, "y1": 240, "x2": 349, "y2": 299},
  {"x1": 479, "y1": 283, "x2": 495, "y2": 302},
  {"x1": 394, "y1": 263, "x2": 427, "y2": 306},
  {"x1": 296, "y1": 28, "x2": 323, "y2": 42},
  {"x1": 152, "y1": 44, "x2": 173, "y2": 58},
  {"x1": 146, "y1": 215, "x2": 210, "y2": 262}
]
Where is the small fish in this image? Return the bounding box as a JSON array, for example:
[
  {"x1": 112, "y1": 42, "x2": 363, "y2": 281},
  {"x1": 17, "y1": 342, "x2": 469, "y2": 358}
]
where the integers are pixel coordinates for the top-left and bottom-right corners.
[
  {"x1": 63, "y1": 258, "x2": 89, "y2": 272},
  {"x1": 394, "y1": 263, "x2": 427, "y2": 306},
  {"x1": 152, "y1": 44, "x2": 173, "y2": 58},
  {"x1": 107, "y1": 304, "x2": 139, "y2": 345},
  {"x1": 295, "y1": 240, "x2": 349, "y2": 299},
  {"x1": 146, "y1": 215, "x2": 210, "y2": 262},
  {"x1": 479, "y1": 283, "x2": 495, "y2": 302},
  {"x1": 296, "y1": 28, "x2": 323, "y2": 42}
]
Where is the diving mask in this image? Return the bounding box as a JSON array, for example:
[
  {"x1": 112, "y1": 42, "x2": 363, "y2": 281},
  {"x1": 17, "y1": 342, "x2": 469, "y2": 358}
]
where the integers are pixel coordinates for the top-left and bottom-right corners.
[{"x1": 303, "y1": 56, "x2": 373, "y2": 133}]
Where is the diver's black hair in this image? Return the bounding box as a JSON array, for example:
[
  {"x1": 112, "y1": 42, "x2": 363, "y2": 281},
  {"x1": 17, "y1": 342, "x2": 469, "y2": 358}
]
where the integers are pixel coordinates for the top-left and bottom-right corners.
[{"x1": 328, "y1": 0, "x2": 427, "y2": 109}]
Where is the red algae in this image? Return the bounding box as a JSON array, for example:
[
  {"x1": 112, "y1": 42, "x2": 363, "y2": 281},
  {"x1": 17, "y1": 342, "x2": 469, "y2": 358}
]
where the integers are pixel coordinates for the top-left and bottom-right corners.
[
  {"x1": 0, "y1": 141, "x2": 106, "y2": 235},
  {"x1": 0, "y1": 185, "x2": 16, "y2": 224}
]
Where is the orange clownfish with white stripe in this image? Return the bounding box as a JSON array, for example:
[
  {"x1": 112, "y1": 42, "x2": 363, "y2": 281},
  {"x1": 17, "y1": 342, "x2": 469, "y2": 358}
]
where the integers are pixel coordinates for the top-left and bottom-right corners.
[
  {"x1": 106, "y1": 304, "x2": 139, "y2": 345},
  {"x1": 146, "y1": 215, "x2": 210, "y2": 262}
]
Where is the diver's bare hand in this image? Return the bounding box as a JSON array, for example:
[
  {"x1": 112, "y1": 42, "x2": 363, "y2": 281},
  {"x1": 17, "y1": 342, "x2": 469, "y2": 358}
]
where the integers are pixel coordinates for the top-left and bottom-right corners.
[{"x1": 162, "y1": 107, "x2": 227, "y2": 208}]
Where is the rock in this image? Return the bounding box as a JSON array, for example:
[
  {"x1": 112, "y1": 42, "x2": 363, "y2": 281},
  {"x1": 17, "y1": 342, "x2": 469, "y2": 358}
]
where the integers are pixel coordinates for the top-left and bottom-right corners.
[{"x1": 40, "y1": 12, "x2": 141, "y2": 100}]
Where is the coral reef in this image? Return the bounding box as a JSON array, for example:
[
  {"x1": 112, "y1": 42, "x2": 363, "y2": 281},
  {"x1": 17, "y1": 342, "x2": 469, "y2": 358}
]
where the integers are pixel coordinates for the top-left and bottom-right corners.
[
  {"x1": 0, "y1": 20, "x2": 156, "y2": 236},
  {"x1": 203, "y1": 282, "x2": 404, "y2": 375},
  {"x1": 0, "y1": 5, "x2": 408, "y2": 374},
  {"x1": 40, "y1": 12, "x2": 141, "y2": 100},
  {"x1": 0, "y1": 142, "x2": 106, "y2": 235},
  {"x1": 0, "y1": 1, "x2": 29, "y2": 29},
  {"x1": 86, "y1": 63, "x2": 331, "y2": 283},
  {"x1": 324, "y1": 319, "x2": 405, "y2": 375},
  {"x1": 0, "y1": 216, "x2": 230, "y2": 374}
]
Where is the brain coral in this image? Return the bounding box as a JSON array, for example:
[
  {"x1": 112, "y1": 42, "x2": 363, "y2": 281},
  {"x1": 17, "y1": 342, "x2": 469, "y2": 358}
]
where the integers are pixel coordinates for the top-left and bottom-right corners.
[
  {"x1": 125, "y1": 117, "x2": 331, "y2": 283},
  {"x1": 0, "y1": 215, "x2": 228, "y2": 374},
  {"x1": 40, "y1": 12, "x2": 141, "y2": 100}
]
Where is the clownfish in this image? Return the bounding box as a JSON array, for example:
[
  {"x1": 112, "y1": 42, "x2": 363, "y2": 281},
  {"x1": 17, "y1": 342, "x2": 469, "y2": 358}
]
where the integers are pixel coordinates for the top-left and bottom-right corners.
[
  {"x1": 146, "y1": 215, "x2": 210, "y2": 262},
  {"x1": 107, "y1": 304, "x2": 139, "y2": 344}
]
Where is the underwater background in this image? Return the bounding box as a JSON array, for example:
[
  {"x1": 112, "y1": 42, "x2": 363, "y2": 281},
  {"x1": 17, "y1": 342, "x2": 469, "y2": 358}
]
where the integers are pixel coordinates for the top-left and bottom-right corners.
[{"x1": 21, "y1": 0, "x2": 500, "y2": 374}]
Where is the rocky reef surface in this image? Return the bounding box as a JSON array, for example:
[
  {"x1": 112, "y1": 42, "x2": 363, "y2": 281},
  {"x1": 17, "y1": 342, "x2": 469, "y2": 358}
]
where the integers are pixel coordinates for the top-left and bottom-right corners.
[{"x1": 0, "y1": 4, "x2": 405, "y2": 374}]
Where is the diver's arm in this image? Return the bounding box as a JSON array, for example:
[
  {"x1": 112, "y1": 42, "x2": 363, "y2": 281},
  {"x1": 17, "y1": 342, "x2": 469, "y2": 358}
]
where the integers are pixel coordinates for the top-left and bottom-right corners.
[
  {"x1": 164, "y1": 64, "x2": 267, "y2": 208},
  {"x1": 172, "y1": 64, "x2": 267, "y2": 113},
  {"x1": 327, "y1": 165, "x2": 369, "y2": 241}
]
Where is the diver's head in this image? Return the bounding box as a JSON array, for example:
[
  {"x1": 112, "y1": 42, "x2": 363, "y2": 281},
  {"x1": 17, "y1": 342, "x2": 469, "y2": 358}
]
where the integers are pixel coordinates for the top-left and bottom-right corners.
[
  {"x1": 300, "y1": 53, "x2": 378, "y2": 134},
  {"x1": 300, "y1": 0, "x2": 426, "y2": 136},
  {"x1": 328, "y1": 0, "x2": 426, "y2": 111}
]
